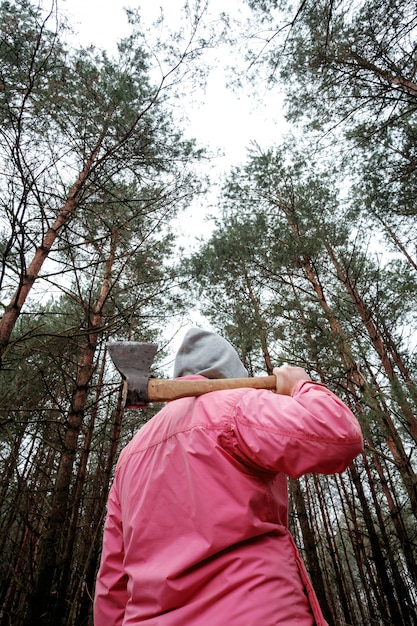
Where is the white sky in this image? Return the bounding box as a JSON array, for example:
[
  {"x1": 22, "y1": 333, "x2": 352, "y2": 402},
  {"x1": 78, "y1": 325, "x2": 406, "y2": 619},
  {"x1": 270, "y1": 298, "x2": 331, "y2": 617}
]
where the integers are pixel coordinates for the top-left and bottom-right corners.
[
  {"x1": 56, "y1": 0, "x2": 286, "y2": 356},
  {"x1": 60, "y1": 0, "x2": 285, "y2": 172}
]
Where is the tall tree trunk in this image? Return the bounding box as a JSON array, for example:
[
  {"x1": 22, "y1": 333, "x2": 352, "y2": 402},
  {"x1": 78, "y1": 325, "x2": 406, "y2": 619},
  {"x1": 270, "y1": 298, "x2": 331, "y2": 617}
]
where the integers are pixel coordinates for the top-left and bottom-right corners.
[
  {"x1": 362, "y1": 453, "x2": 417, "y2": 624},
  {"x1": 326, "y1": 243, "x2": 417, "y2": 442},
  {"x1": 361, "y1": 352, "x2": 417, "y2": 518},
  {"x1": 276, "y1": 197, "x2": 366, "y2": 395},
  {"x1": 24, "y1": 233, "x2": 117, "y2": 625},
  {"x1": 55, "y1": 346, "x2": 107, "y2": 624},
  {"x1": 72, "y1": 382, "x2": 128, "y2": 626},
  {"x1": 0, "y1": 142, "x2": 103, "y2": 363},
  {"x1": 334, "y1": 473, "x2": 377, "y2": 622},
  {"x1": 290, "y1": 478, "x2": 333, "y2": 624},
  {"x1": 374, "y1": 214, "x2": 417, "y2": 272},
  {"x1": 312, "y1": 474, "x2": 358, "y2": 624},
  {"x1": 348, "y1": 463, "x2": 407, "y2": 625},
  {"x1": 242, "y1": 270, "x2": 274, "y2": 373}
]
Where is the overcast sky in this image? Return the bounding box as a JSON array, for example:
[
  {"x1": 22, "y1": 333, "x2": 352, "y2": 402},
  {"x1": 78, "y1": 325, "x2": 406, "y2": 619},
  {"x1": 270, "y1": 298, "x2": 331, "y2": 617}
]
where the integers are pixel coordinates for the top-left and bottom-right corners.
[
  {"x1": 58, "y1": 0, "x2": 286, "y2": 352},
  {"x1": 60, "y1": 0, "x2": 285, "y2": 171}
]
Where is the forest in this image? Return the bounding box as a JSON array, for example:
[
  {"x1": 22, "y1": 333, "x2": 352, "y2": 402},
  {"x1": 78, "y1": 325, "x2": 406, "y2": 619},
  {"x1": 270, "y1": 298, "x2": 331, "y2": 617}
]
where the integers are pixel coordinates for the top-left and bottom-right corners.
[{"x1": 0, "y1": 0, "x2": 416, "y2": 624}]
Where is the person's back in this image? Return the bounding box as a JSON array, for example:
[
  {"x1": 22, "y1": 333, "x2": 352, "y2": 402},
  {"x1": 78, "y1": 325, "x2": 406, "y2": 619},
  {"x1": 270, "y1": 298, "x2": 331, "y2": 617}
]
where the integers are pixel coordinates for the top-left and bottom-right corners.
[{"x1": 94, "y1": 329, "x2": 363, "y2": 626}]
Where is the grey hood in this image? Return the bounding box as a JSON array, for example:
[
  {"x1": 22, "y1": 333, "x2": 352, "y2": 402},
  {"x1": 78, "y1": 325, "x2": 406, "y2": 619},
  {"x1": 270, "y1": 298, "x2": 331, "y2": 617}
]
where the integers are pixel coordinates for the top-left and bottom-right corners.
[{"x1": 173, "y1": 328, "x2": 248, "y2": 379}]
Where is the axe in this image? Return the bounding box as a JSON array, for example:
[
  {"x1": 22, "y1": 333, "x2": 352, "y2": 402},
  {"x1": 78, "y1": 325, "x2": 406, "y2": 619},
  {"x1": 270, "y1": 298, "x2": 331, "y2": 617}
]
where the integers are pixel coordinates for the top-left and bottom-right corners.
[{"x1": 107, "y1": 341, "x2": 279, "y2": 409}]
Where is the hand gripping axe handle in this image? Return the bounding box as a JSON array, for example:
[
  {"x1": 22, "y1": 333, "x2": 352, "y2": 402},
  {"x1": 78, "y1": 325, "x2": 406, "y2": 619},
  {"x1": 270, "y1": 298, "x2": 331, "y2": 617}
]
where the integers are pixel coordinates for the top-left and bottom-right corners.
[{"x1": 107, "y1": 341, "x2": 278, "y2": 409}]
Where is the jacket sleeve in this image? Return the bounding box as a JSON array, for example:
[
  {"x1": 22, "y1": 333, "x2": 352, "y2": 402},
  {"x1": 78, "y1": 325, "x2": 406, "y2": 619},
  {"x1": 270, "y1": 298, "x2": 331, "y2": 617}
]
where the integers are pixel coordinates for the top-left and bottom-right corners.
[
  {"x1": 230, "y1": 381, "x2": 363, "y2": 478},
  {"x1": 94, "y1": 481, "x2": 128, "y2": 626}
]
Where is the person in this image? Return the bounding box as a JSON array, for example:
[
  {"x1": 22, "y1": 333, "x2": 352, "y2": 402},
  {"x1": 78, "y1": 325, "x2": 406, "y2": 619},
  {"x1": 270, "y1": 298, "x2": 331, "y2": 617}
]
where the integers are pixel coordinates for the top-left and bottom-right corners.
[{"x1": 94, "y1": 328, "x2": 363, "y2": 626}]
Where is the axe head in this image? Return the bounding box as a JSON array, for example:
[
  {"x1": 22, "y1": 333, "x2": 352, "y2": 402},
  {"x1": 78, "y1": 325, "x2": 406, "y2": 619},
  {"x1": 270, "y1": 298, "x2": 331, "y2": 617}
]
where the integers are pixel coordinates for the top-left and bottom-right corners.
[{"x1": 107, "y1": 341, "x2": 158, "y2": 408}]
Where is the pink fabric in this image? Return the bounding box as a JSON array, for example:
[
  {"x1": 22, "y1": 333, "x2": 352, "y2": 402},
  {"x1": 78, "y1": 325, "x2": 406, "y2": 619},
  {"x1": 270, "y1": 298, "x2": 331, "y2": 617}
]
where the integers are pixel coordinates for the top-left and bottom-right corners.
[{"x1": 94, "y1": 378, "x2": 363, "y2": 625}]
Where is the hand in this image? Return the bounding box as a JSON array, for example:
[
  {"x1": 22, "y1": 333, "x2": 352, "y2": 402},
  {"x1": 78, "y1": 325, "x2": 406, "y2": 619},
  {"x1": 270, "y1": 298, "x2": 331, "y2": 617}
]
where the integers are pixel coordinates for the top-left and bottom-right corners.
[{"x1": 273, "y1": 366, "x2": 311, "y2": 395}]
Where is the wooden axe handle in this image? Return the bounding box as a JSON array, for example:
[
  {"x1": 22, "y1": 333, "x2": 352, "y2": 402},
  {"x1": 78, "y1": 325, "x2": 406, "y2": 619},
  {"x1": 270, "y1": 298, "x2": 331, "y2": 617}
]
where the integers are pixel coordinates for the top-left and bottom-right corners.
[{"x1": 146, "y1": 375, "x2": 278, "y2": 403}]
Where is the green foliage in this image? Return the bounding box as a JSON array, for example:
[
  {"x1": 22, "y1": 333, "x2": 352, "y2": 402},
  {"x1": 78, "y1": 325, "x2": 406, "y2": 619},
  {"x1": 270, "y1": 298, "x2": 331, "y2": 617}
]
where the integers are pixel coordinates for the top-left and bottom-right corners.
[
  {"x1": 0, "y1": 0, "x2": 204, "y2": 332},
  {"x1": 187, "y1": 142, "x2": 417, "y2": 396},
  {"x1": 242, "y1": 0, "x2": 417, "y2": 230},
  {"x1": 1, "y1": 0, "x2": 417, "y2": 624},
  {"x1": 0, "y1": 3, "x2": 208, "y2": 622},
  {"x1": 251, "y1": 0, "x2": 417, "y2": 129},
  {"x1": 0, "y1": 0, "x2": 66, "y2": 125}
]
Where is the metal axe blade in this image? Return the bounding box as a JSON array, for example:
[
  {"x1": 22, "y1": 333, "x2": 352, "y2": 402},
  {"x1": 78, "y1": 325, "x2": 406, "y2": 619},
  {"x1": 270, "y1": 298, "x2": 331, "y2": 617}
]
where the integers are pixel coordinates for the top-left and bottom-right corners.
[{"x1": 107, "y1": 341, "x2": 158, "y2": 408}]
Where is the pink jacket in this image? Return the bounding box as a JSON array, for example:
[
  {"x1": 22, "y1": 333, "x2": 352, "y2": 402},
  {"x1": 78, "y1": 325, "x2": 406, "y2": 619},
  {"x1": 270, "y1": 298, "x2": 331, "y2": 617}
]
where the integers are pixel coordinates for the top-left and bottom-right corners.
[{"x1": 94, "y1": 378, "x2": 363, "y2": 625}]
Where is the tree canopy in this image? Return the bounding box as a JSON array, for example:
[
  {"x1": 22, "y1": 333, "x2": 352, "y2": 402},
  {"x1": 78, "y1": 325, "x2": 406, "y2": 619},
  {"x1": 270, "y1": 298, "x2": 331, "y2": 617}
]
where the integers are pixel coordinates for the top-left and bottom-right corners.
[{"x1": 1, "y1": 1, "x2": 417, "y2": 624}]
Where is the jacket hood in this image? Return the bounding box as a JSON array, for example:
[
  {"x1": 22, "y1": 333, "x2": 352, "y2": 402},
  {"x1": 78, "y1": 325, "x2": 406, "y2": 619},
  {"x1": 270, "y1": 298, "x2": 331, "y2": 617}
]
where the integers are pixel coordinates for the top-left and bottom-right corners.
[{"x1": 173, "y1": 328, "x2": 248, "y2": 379}]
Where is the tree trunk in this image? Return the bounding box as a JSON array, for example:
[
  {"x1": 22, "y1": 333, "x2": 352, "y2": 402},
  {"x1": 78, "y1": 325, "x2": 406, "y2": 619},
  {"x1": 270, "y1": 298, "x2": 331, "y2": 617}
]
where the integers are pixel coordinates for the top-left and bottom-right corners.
[
  {"x1": 24, "y1": 233, "x2": 116, "y2": 625},
  {"x1": 314, "y1": 474, "x2": 360, "y2": 625},
  {"x1": 0, "y1": 142, "x2": 103, "y2": 363},
  {"x1": 290, "y1": 478, "x2": 333, "y2": 624},
  {"x1": 326, "y1": 243, "x2": 417, "y2": 442},
  {"x1": 349, "y1": 462, "x2": 406, "y2": 625},
  {"x1": 362, "y1": 453, "x2": 417, "y2": 624}
]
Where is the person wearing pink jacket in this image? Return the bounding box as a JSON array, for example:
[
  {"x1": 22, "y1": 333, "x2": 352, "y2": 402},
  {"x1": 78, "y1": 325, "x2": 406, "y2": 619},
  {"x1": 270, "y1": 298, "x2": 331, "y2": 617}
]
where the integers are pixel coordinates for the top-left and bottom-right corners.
[{"x1": 94, "y1": 328, "x2": 363, "y2": 625}]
